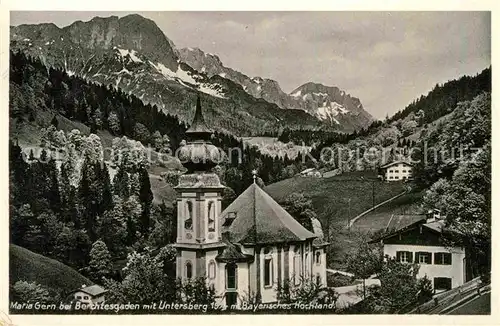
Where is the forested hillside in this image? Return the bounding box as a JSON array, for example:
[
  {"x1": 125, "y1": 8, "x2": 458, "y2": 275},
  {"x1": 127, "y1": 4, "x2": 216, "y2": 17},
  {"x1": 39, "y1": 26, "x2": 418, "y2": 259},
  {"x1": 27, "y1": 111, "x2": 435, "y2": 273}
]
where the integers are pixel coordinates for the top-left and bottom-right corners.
[
  {"x1": 9, "y1": 51, "x2": 320, "y2": 278},
  {"x1": 279, "y1": 67, "x2": 490, "y2": 150},
  {"x1": 389, "y1": 67, "x2": 491, "y2": 124}
]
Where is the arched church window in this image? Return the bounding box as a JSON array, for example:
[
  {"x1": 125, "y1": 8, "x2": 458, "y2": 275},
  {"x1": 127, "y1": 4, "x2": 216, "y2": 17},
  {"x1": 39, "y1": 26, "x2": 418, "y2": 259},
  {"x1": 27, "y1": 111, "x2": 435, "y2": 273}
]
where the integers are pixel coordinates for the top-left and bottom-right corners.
[
  {"x1": 185, "y1": 201, "x2": 193, "y2": 230},
  {"x1": 315, "y1": 251, "x2": 321, "y2": 264},
  {"x1": 208, "y1": 201, "x2": 215, "y2": 232},
  {"x1": 226, "y1": 263, "x2": 237, "y2": 289},
  {"x1": 208, "y1": 260, "x2": 216, "y2": 279},
  {"x1": 316, "y1": 274, "x2": 321, "y2": 285},
  {"x1": 186, "y1": 261, "x2": 193, "y2": 279}
]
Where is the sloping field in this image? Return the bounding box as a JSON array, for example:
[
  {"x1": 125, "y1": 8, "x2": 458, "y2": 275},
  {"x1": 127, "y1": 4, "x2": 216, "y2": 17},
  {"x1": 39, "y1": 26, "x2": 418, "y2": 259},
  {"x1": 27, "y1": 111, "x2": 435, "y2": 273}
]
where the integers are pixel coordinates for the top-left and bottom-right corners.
[
  {"x1": 265, "y1": 171, "x2": 407, "y2": 228},
  {"x1": 9, "y1": 244, "x2": 92, "y2": 294}
]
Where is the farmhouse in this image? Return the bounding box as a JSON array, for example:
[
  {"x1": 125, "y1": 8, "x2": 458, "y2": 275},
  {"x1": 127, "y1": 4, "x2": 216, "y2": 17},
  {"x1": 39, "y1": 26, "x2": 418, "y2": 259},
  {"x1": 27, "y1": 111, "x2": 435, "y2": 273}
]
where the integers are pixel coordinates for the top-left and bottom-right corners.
[
  {"x1": 174, "y1": 97, "x2": 328, "y2": 307},
  {"x1": 69, "y1": 284, "x2": 107, "y2": 304},
  {"x1": 371, "y1": 213, "x2": 471, "y2": 292},
  {"x1": 379, "y1": 161, "x2": 413, "y2": 181}
]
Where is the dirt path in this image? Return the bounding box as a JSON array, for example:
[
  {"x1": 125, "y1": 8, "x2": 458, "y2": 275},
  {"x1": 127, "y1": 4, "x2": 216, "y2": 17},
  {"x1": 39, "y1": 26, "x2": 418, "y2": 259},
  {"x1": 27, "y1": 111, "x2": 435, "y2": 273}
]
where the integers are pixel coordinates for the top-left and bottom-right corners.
[{"x1": 347, "y1": 190, "x2": 408, "y2": 228}]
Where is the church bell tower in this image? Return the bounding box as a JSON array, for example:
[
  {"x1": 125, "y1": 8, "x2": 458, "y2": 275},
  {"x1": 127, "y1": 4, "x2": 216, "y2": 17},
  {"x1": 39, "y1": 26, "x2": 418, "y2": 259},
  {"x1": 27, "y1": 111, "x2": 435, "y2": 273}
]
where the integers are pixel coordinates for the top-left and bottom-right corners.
[{"x1": 174, "y1": 96, "x2": 225, "y2": 283}]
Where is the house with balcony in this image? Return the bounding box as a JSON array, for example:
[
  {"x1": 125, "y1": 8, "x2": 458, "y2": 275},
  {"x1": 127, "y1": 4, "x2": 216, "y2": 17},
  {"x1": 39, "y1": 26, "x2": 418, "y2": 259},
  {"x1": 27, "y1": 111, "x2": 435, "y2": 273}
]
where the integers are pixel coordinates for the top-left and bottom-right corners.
[{"x1": 370, "y1": 212, "x2": 471, "y2": 292}]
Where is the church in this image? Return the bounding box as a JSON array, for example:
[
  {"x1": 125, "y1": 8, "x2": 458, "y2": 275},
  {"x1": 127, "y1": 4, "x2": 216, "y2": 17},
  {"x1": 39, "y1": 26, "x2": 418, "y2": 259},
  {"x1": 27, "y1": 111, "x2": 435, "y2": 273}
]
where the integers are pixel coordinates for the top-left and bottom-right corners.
[{"x1": 173, "y1": 97, "x2": 328, "y2": 307}]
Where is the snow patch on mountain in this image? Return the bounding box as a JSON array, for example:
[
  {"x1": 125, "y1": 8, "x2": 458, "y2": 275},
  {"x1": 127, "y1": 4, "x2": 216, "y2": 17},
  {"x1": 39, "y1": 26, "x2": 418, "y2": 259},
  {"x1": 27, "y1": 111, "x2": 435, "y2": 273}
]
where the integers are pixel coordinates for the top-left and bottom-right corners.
[
  {"x1": 150, "y1": 61, "x2": 225, "y2": 98},
  {"x1": 175, "y1": 66, "x2": 197, "y2": 84},
  {"x1": 313, "y1": 92, "x2": 328, "y2": 97},
  {"x1": 314, "y1": 101, "x2": 348, "y2": 124},
  {"x1": 116, "y1": 67, "x2": 132, "y2": 75},
  {"x1": 114, "y1": 47, "x2": 143, "y2": 63},
  {"x1": 198, "y1": 83, "x2": 225, "y2": 98}
]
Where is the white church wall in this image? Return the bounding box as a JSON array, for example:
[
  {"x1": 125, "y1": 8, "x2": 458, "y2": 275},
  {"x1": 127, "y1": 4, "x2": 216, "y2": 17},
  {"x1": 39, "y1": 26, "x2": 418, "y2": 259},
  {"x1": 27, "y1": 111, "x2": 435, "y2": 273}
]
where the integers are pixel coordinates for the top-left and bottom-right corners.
[
  {"x1": 178, "y1": 250, "x2": 197, "y2": 279},
  {"x1": 236, "y1": 262, "x2": 250, "y2": 306},
  {"x1": 205, "y1": 250, "x2": 220, "y2": 292},
  {"x1": 312, "y1": 248, "x2": 327, "y2": 286},
  {"x1": 260, "y1": 245, "x2": 279, "y2": 303}
]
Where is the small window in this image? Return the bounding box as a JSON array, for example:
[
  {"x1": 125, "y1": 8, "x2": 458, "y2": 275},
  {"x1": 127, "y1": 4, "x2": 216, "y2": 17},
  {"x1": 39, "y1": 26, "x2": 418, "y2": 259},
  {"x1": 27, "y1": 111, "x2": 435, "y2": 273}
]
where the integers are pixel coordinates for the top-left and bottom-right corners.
[
  {"x1": 222, "y1": 212, "x2": 237, "y2": 226},
  {"x1": 394, "y1": 176, "x2": 399, "y2": 179},
  {"x1": 434, "y1": 252, "x2": 452, "y2": 265},
  {"x1": 396, "y1": 251, "x2": 412, "y2": 263},
  {"x1": 208, "y1": 260, "x2": 216, "y2": 279},
  {"x1": 394, "y1": 170, "x2": 399, "y2": 173},
  {"x1": 315, "y1": 251, "x2": 321, "y2": 264},
  {"x1": 185, "y1": 201, "x2": 193, "y2": 230},
  {"x1": 76, "y1": 295, "x2": 82, "y2": 299},
  {"x1": 226, "y1": 263, "x2": 237, "y2": 289},
  {"x1": 264, "y1": 257, "x2": 273, "y2": 287},
  {"x1": 186, "y1": 261, "x2": 193, "y2": 279},
  {"x1": 316, "y1": 274, "x2": 321, "y2": 285},
  {"x1": 417, "y1": 252, "x2": 431, "y2": 264},
  {"x1": 84, "y1": 296, "x2": 89, "y2": 300},
  {"x1": 208, "y1": 201, "x2": 215, "y2": 232},
  {"x1": 434, "y1": 277, "x2": 452, "y2": 291}
]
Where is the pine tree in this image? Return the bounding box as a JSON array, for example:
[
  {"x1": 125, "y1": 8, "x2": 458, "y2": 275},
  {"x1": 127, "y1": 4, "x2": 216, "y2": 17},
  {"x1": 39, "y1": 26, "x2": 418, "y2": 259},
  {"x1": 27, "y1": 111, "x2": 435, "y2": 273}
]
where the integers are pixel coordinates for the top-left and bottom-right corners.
[
  {"x1": 138, "y1": 167, "x2": 153, "y2": 234},
  {"x1": 88, "y1": 239, "x2": 113, "y2": 281},
  {"x1": 113, "y1": 164, "x2": 130, "y2": 199},
  {"x1": 97, "y1": 204, "x2": 127, "y2": 257},
  {"x1": 78, "y1": 159, "x2": 99, "y2": 240},
  {"x1": 100, "y1": 164, "x2": 113, "y2": 215},
  {"x1": 47, "y1": 157, "x2": 61, "y2": 213}
]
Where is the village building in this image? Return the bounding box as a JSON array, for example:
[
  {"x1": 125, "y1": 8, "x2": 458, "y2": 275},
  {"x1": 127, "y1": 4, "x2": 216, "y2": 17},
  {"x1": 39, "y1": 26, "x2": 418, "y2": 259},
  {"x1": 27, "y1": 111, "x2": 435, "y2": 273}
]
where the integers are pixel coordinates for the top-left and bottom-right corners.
[
  {"x1": 379, "y1": 161, "x2": 413, "y2": 181},
  {"x1": 371, "y1": 212, "x2": 471, "y2": 292},
  {"x1": 299, "y1": 167, "x2": 322, "y2": 178},
  {"x1": 173, "y1": 97, "x2": 328, "y2": 307},
  {"x1": 69, "y1": 284, "x2": 107, "y2": 304}
]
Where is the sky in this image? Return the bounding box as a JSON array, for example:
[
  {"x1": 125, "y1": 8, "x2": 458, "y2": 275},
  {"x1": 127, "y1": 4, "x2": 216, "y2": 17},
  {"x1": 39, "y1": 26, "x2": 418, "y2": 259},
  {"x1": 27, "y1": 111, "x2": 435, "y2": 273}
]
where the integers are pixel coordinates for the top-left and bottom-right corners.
[{"x1": 10, "y1": 11, "x2": 491, "y2": 119}]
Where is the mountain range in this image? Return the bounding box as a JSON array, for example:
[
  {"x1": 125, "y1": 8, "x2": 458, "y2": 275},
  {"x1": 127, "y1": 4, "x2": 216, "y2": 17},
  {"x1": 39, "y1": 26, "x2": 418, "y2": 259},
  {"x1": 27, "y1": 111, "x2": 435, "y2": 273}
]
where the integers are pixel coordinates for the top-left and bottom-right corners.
[
  {"x1": 178, "y1": 47, "x2": 373, "y2": 128},
  {"x1": 10, "y1": 14, "x2": 373, "y2": 135}
]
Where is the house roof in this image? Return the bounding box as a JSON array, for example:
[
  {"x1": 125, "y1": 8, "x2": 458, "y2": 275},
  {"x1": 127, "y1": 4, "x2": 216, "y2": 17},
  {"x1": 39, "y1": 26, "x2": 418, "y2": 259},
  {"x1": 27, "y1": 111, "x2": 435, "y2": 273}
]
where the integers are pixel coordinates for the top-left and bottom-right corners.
[
  {"x1": 380, "y1": 161, "x2": 413, "y2": 169},
  {"x1": 220, "y1": 183, "x2": 317, "y2": 245},
  {"x1": 385, "y1": 214, "x2": 426, "y2": 233},
  {"x1": 371, "y1": 214, "x2": 457, "y2": 243},
  {"x1": 71, "y1": 285, "x2": 107, "y2": 297},
  {"x1": 216, "y1": 240, "x2": 254, "y2": 263}
]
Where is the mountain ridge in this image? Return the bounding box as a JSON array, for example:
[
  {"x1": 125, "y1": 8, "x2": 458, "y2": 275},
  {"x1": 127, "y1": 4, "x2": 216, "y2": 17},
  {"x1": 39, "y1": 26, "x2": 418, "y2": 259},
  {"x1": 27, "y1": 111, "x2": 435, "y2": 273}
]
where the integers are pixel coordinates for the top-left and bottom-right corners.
[
  {"x1": 10, "y1": 14, "x2": 372, "y2": 134},
  {"x1": 178, "y1": 46, "x2": 374, "y2": 129}
]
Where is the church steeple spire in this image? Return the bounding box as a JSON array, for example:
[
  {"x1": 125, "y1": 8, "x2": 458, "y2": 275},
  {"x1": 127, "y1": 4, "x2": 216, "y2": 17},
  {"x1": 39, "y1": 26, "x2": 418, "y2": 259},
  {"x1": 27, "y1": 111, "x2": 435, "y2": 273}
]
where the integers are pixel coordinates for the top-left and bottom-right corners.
[
  {"x1": 177, "y1": 95, "x2": 221, "y2": 173},
  {"x1": 186, "y1": 95, "x2": 213, "y2": 141}
]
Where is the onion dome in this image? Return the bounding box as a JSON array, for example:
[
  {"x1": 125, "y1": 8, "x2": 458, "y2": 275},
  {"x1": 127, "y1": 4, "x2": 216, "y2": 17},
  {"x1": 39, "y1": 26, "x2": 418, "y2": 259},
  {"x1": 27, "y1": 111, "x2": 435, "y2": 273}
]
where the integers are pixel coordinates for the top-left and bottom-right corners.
[{"x1": 178, "y1": 96, "x2": 222, "y2": 173}]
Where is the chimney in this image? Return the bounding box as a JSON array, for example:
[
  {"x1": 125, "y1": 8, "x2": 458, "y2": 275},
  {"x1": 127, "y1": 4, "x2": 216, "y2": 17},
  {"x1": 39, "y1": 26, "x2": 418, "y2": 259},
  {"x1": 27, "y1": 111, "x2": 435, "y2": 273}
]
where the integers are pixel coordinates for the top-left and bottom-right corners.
[{"x1": 426, "y1": 209, "x2": 442, "y2": 223}]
